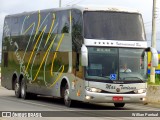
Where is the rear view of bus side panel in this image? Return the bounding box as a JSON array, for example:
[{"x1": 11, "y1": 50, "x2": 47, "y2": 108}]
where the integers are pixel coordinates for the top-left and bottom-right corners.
[
  {"x1": 1, "y1": 14, "x2": 28, "y2": 90},
  {"x1": 2, "y1": 17, "x2": 18, "y2": 89}
]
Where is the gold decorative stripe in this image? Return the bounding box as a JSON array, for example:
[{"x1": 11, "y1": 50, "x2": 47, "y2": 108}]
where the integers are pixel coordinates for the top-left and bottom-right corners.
[
  {"x1": 70, "y1": 10, "x2": 72, "y2": 30},
  {"x1": 45, "y1": 13, "x2": 55, "y2": 45},
  {"x1": 23, "y1": 22, "x2": 35, "y2": 35},
  {"x1": 49, "y1": 65, "x2": 64, "y2": 88},
  {"x1": 35, "y1": 10, "x2": 41, "y2": 37},
  {"x1": 32, "y1": 35, "x2": 57, "y2": 82},
  {"x1": 25, "y1": 26, "x2": 47, "y2": 72},
  {"x1": 50, "y1": 34, "x2": 65, "y2": 76}
]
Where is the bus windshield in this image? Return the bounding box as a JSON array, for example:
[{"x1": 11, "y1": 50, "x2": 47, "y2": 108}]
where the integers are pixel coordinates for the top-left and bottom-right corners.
[
  {"x1": 83, "y1": 11, "x2": 145, "y2": 40},
  {"x1": 85, "y1": 47, "x2": 147, "y2": 81}
]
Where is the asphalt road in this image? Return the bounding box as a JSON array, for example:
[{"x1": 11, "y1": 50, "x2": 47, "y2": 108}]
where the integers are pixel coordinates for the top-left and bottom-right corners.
[{"x1": 0, "y1": 86, "x2": 160, "y2": 120}]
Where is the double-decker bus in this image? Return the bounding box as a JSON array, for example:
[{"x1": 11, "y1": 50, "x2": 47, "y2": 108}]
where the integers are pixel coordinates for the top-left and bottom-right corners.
[{"x1": 1, "y1": 5, "x2": 158, "y2": 107}]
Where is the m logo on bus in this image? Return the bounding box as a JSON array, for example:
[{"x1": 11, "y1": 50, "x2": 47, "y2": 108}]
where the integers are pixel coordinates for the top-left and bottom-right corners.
[{"x1": 116, "y1": 88, "x2": 120, "y2": 92}]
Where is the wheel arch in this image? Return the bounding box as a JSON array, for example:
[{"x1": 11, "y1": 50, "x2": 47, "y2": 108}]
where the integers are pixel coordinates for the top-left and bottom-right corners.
[
  {"x1": 12, "y1": 72, "x2": 18, "y2": 90},
  {"x1": 60, "y1": 76, "x2": 70, "y2": 97},
  {"x1": 18, "y1": 73, "x2": 24, "y2": 84}
]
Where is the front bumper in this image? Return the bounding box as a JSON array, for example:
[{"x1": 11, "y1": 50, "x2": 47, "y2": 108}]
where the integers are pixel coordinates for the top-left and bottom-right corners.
[{"x1": 84, "y1": 90, "x2": 146, "y2": 103}]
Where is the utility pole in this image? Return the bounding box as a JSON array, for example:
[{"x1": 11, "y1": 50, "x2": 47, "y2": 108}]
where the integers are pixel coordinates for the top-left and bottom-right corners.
[
  {"x1": 59, "y1": 0, "x2": 62, "y2": 7},
  {"x1": 150, "y1": 0, "x2": 157, "y2": 83}
]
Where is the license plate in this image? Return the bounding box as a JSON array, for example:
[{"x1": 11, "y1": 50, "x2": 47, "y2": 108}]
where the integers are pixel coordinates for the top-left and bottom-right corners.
[{"x1": 112, "y1": 96, "x2": 123, "y2": 101}]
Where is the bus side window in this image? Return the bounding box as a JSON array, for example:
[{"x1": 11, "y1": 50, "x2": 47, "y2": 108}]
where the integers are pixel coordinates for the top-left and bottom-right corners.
[
  {"x1": 57, "y1": 11, "x2": 70, "y2": 34},
  {"x1": 72, "y1": 9, "x2": 83, "y2": 51},
  {"x1": 11, "y1": 17, "x2": 19, "y2": 36}
]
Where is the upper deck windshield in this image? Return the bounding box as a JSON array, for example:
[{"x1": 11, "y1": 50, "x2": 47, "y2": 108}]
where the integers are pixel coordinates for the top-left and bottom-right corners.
[
  {"x1": 83, "y1": 11, "x2": 145, "y2": 40},
  {"x1": 85, "y1": 47, "x2": 148, "y2": 82}
]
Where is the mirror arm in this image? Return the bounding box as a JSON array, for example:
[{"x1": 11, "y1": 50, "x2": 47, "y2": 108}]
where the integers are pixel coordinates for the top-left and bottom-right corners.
[
  {"x1": 146, "y1": 47, "x2": 158, "y2": 67},
  {"x1": 81, "y1": 44, "x2": 88, "y2": 66}
]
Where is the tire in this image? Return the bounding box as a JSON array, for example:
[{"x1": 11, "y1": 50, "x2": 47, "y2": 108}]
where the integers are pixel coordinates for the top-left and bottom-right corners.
[
  {"x1": 20, "y1": 79, "x2": 29, "y2": 99},
  {"x1": 15, "y1": 80, "x2": 21, "y2": 98},
  {"x1": 114, "y1": 103, "x2": 125, "y2": 108},
  {"x1": 63, "y1": 84, "x2": 73, "y2": 107}
]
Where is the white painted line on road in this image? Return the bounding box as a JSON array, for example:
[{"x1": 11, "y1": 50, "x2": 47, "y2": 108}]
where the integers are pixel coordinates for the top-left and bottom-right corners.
[
  {"x1": 0, "y1": 96, "x2": 72, "y2": 111},
  {"x1": 20, "y1": 100, "x2": 70, "y2": 111}
]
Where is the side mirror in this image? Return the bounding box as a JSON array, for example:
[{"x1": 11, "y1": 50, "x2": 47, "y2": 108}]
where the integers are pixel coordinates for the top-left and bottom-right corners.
[
  {"x1": 146, "y1": 47, "x2": 159, "y2": 67},
  {"x1": 81, "y1": 44, "x2": 88, "y2": 66}
]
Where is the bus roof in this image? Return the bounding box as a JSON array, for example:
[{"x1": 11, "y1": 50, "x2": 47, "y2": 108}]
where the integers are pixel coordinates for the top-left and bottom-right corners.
[
  {"x1": 70, "y1": 4, "x2": 140, "y2": 13},
  {"x1": 5, "y1": 4, "x2": 140, "y2": 18}
]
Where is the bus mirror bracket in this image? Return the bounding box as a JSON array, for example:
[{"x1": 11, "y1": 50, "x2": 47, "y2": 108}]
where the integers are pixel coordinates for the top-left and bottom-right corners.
[
  {"x1": 81, "y1": 44, "x2": 88, "y2": 66},
  {"x1": 146, "y1": 47, "x2": 159, "y2": 67}
]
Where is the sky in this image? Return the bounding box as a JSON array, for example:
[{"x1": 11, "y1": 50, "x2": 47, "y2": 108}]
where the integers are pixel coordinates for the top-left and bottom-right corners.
[{"x1": 0, "y1": 0, "x2": 160, "y2": 55}]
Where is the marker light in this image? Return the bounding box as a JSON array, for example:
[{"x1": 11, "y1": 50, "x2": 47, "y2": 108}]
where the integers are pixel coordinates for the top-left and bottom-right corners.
[{"x1": 85, "y1": 96, "x2": 91, "y2": 100}]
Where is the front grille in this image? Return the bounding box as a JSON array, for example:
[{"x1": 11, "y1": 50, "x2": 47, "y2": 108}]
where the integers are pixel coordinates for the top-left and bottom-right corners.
[{"x1": 100, "y1": 90, "x2": 135, "y2": 94}]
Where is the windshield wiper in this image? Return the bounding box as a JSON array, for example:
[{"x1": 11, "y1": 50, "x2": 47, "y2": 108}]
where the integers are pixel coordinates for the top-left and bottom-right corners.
[
  {"x1": 121, "y1": 77, "x2": 143, "y2": 81},
  {"x1": 98, "y1": 75, "x2": 110, "y2": 79}
]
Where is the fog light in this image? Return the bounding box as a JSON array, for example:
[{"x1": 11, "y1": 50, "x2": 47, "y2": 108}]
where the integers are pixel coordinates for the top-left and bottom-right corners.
[
  {"x1": 86, "y1": 96, "x2": 91, "y2": 100},
  {"x1": 142, "y1": 97, "x2": 146, "y2": 101},
  {"x1": 85, "y1": 96, "x2": 94, "y2": 100},
  {"x1": 140, "y1": 97, "x2": 146, "y2": 101}
]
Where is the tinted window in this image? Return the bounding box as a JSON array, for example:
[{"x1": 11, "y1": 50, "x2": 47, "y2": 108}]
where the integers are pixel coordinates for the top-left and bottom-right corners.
[
  {"x1": 23, "y1": 12, "x2": 38, "y2": 35},
  {"x1": 3, "y1": 17, "x2": 11, "y2": 37},
  {"x1": 11, "y1": 17, "x2": 20, "y2": 36},
  {"x1": 86, "y1": 47, "x2": 118, "y2": 80},
  {"x1": 72, "y1": 9, "x2": 83, "y2": 52},
  {"x1": 57, "y1": 10, "x2": 70, "y2": 34},
  {"x1": 119, "y1": 49, "x2": 147, "y2": 80},
  {"x1": 84, "y1": 11, "x2": 145, "y2": 41}
]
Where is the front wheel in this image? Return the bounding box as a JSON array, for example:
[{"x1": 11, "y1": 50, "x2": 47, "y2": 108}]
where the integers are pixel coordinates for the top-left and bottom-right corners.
[
  {"x1": 63, "y1": 84, "x2": 73, "y2": 107},
  {"x1": 114, "y1": 103, "x2": 125, "y2": 108}
]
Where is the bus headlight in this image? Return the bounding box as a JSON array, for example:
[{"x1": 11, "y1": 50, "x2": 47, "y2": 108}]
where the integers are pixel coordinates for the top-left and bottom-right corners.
[
  {"x1": 86, "y1": 87, "x2": 102, "y2": 93},
  {"x1": 134, "y1": 89, "x2": 146, "y2": 94}
]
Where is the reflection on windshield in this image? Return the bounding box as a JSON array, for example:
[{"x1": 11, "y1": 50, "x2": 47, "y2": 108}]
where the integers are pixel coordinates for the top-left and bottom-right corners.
[
  {"x1": 84, "y1": 11, "x2": 145, "y2": 40},
  {"x1": 85, "y1": 47, "x2": 148, "y2": 81},
  {"x1": 86, "y1": 47, "x2": 118, "y2": 80},
  {"x1": 119, "y1": 48, "x2": 147, "y2": 81}
]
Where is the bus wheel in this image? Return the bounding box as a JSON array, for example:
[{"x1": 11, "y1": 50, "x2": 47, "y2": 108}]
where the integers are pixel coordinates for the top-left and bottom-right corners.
[
  {"x1": 15, "y1": 80, "x2": 21, "y2": 98},
  {"x1": 20, "y1": 79, "x2": 28, "y2": 99},
  {"x1": 64, "y1": 84, "x2": 72, "y2": 107},
  {"x1": 114, "y1": 103, "x2": 125, "y2": 108}
]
